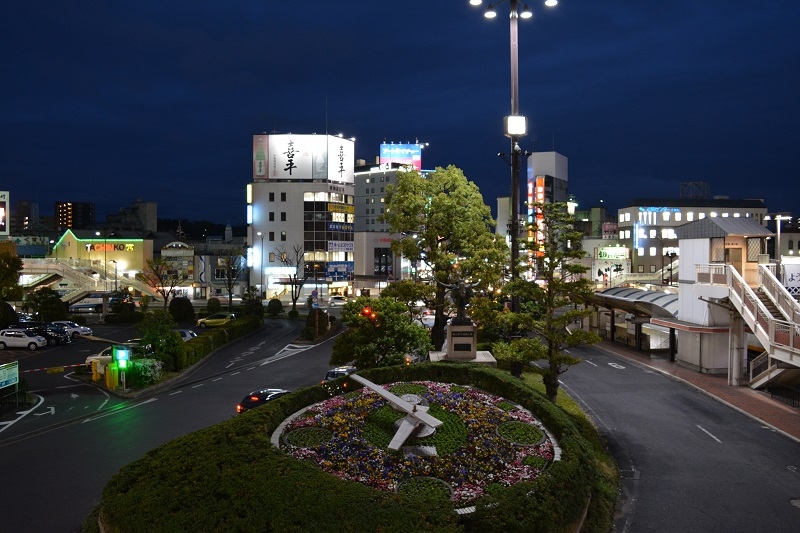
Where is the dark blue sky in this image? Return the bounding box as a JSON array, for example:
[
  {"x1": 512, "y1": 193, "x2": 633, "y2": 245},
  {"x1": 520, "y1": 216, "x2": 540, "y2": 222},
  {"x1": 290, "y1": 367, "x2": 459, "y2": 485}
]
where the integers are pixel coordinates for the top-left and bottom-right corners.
[{"x1": 3, "y1": 1, "x2": 799, "y2": 225}]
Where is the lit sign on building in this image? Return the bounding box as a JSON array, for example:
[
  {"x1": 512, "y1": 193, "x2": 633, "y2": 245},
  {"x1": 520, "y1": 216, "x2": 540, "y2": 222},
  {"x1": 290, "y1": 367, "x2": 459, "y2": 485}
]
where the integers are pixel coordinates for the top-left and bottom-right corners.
[
  {"x1": 597, "y1": 247, "x2": 629, "y2": 260},
  {"x1": 252, "y1": 134, "x2": 354, "y2": 184},
  {"x1": 379, "y1": 143, "x2": 423, "y2": 171},
  {"x1": 328, "y1": 241, "x2": 354, "y2": 252},
  {"x1": 0, "y1": 191, "x2": 8, "y2": 236}
]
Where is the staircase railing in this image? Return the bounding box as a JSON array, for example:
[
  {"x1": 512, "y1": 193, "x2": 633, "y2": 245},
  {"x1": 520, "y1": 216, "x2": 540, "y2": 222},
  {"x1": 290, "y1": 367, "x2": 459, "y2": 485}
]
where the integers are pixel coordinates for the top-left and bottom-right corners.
[{"x1": 758, "y1": 265, "x2": 800, "y2": 324}]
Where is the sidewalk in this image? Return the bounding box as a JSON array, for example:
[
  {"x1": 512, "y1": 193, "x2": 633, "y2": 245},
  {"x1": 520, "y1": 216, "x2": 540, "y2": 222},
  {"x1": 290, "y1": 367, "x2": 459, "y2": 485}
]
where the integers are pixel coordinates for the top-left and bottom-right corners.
[{"x1": 597, "y1": 341, "x2": 800, "y2": 444}]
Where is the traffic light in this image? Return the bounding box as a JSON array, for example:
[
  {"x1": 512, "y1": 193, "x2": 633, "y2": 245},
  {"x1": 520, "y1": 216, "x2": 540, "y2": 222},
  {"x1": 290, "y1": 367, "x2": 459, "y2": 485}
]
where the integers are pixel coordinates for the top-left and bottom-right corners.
[{"x1": 113, "y1": 345, "x2": 130, "y2": 369}]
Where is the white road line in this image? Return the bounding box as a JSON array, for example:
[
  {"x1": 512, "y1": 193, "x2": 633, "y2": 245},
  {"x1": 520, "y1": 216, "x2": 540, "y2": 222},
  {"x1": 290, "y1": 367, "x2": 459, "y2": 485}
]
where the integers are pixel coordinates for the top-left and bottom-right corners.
[
  {"x1": 169, "y1": 390, "x2": 183, "y2": 395},
  {"x1": 82, "y1": 398, "x2": 158, "y2": 423},
  {"x1": 191, "y1": 383, "x2": 204, "y2": 389},
  {"x1": 697, "y1": 424, "x2": 722, "y2": 443},
  {"x1": 246, "y1": 367, "x2": 256, "y2": 371},
  {"x1": 212, "y1": 377, "x2": 223, "y2": 382},
  {"x1": 230, "y1": 371, "x2": 240, "y2": 376},
  {"x1": 585, "y1": 360, "x2": 598, "y2": 367},
  {"x1": 0, "y1": 394, "x2": 45, "y2": 434}
]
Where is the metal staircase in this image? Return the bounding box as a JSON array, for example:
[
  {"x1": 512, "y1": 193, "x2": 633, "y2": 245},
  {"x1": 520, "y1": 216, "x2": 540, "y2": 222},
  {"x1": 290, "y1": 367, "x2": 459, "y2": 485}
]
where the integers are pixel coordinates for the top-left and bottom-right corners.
[{"x1": 719, "y1": 264, "x2": 800, "y2": 389}]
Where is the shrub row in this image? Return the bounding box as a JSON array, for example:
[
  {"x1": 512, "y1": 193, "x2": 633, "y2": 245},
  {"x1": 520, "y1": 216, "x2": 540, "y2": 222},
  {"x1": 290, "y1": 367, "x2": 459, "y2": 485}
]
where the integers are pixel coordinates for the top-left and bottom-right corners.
[
  {"x1": 95, "y1": 364, "x2": 600, "y2": 533},
  {"x1": 180, "y1": 315, "x2": 262, "y2": 369}
]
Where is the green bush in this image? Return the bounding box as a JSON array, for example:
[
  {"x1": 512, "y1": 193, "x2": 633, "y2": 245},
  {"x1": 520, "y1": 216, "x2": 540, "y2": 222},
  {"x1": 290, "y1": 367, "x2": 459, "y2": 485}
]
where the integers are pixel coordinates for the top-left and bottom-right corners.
[
  {"x1": 266, "y1": 298, "x2": 284, "y2": 317},
  {"x1": 168, "y1": 297, "x2": 195, "y2": 323},
  {"x1": 95, "y1": 364, "x2": 608, "y2": 533},
  {"x1": 305, "y1": 308, "x2": 329, "y2": 338},
  {"x1": 206, "y1": 297, "x2": 222, "y2": 313},
  {"x1": 288, "y1": 309, "x2": 299, "y2": 319}
]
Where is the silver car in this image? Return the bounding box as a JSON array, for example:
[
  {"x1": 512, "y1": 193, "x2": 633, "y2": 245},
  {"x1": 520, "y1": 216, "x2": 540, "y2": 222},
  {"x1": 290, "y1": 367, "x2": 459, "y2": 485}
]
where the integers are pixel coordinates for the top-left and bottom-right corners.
[
  {"x1": 174, "y1": 329, "x2": 198, "y2": 342},
  {"x1": 0, "y1": 329, "x2": 47, "y2": 350}
]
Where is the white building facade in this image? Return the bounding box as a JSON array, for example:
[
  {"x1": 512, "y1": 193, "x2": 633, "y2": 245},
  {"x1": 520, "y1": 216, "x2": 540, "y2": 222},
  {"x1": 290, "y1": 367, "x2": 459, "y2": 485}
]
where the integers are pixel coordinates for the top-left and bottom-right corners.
[{"x1": 247, "y1": 134, "x2": 356, "y2": 300}]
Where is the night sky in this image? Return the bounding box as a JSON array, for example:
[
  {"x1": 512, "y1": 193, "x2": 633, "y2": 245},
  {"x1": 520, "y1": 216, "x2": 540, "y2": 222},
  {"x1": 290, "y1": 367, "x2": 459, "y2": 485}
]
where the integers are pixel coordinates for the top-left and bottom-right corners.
[{"x1": 3, "y1": 1, "x2": 799, "y2": 225}]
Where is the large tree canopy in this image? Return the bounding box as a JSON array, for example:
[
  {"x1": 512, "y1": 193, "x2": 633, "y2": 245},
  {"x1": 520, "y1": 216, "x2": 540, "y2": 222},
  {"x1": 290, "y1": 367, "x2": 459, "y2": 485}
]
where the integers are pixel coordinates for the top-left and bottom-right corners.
[{"x1": 382, "y1": 165, "x2": 507, "y2": 350}]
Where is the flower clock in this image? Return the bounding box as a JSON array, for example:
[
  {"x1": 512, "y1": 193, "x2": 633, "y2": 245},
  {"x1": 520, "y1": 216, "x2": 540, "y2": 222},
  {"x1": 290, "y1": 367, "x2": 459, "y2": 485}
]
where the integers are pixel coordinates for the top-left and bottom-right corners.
[{"x1": 280, "y1": 381, "x2": 558, "y2": 506}]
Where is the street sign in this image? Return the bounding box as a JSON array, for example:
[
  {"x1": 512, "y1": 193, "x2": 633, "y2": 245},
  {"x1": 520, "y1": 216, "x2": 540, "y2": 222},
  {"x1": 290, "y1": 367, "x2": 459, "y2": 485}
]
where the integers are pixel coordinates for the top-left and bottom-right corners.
[{"x1": 0, "y1": 361, "x2": 19, "y2": 389}]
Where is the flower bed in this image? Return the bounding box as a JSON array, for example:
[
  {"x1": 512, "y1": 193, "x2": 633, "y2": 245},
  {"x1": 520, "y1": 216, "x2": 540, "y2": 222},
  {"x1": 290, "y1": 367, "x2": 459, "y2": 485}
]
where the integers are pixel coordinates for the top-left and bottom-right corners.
[{"x1": 280, "y1": 381, "x2": 556, "y2": 506}]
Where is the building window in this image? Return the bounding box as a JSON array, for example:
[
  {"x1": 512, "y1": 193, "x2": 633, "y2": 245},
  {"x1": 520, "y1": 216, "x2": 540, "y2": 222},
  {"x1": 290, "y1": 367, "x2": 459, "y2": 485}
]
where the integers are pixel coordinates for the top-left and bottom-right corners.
[
  {"x1": 281, "y1": 192, "x2": 286, "y2": 201},
  {"x1": 269, "y1": 192, "x2": 274, "y2": 202},
  {"x1": 638, "y1": 265, "x2": 644, "y2": 273},
  {"x1": 280, "y1": 231, "x2": 286, "y2": 241},
  {"x1": 675, "y1": 212, "x2": 682, "y2": 222},
  {"x1": 269, "y1": 252, "x2": 275, "y2": 262},
  {"x1": 722, "y1": 212, "x2": 729, "y2": 217},
  {"x1": 624, "y1": 230, "x2": 631, "y2": 239},
  {"x1": 269, "y1": 232, "x2": 274, "y2": 241},
  {"x1": 269, "y1": 212, "x2": 274, "y2": 221},
  {"x1": 699, "y1": 213, "x2": 706, "y2": 219},
  {"x1": 650, "y1": 265, "x2": 656, "y2": 273},
  {"x1": 625, "y1": 213, "x2": 631, "y2": 222},
  {"x1": 637, "y1": 247, "x2": 644, "y2": 257},
  {"x1": 649, "y1": 229, "x2": 656, "y2": 238},
  {"x1": 649, "y1": 247, "x2": 657, "y2": 256},
  {"x1": 281, "y1": 212, "x2": 286, "y2": 221},
  {"x1": 747, "y1": 238, "x2": 761, "y2": 261},
  {"x1": 789, "y1": 240, "x2": 795, "y2": 251},
  {"x1": 687, "y1": 212, "x2": 694, "y2": 222},
  {"x1": 662, "y1": 212, "x2": 670, "y2": 221}
]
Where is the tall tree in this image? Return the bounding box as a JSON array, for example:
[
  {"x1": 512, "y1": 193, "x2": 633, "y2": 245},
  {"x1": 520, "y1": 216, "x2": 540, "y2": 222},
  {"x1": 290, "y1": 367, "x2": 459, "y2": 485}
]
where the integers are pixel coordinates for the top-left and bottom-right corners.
[
  {"x1": 503, "y1": 202, "x2": 601, "y2": 403},
  {"x1": 330, "y1": 296, "x2": 432, "y2": 369},
  {"x1": 382, "y1": 165, "x2": 507, "y2": 350},
  {"x1": 274, "y1": 244, "x2": 307, "y2": 313},
  {"x1": 0, "y1": 252, "x2": 24, "y2": 302},
  {"x1": 26, "y1": 287, "x2": 68, "y2": 321},
  {"x1": 218, "y1": 246, "x2": 247, "y2": 312},
  {"x1": 137, "y1": 258, "x2": 182, "y2": 311}
]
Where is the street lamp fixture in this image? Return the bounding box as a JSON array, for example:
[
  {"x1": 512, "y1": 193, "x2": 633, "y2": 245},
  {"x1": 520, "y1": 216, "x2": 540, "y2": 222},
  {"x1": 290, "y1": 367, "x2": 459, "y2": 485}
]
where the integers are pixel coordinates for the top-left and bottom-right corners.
[
  {"x1": 470, "y1": 0, "x2": 557, "y2": 312},
  {"x1": 257, "y1": 231, "x2": 265, "y2": 297}
]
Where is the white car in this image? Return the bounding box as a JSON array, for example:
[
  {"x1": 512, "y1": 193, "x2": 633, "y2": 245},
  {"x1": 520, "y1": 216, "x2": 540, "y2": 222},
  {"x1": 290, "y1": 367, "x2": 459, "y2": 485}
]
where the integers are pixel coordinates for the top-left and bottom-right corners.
[
  {"x1": 0, "y1": 329, "x2": 47, "y2": 350},
  {"x1": 328, "y1": 296, "x2": 348, "y2": 307},
  {"x1": 174, "y1": 329, "x2": 198, "y2": 342},
  {"x1": 50, "y1": 321, "x2": 93, "y2": 339}
]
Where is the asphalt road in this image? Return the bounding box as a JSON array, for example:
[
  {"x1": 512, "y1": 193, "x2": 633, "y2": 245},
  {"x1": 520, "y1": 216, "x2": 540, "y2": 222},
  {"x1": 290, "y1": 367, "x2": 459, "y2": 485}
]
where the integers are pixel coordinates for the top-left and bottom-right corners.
[
  {"x1": 560, "y1": 344, "x2": 800, "y2": 533},
  {"x1": 0, "y1": 319, "x2": 337, "y2": 532}
]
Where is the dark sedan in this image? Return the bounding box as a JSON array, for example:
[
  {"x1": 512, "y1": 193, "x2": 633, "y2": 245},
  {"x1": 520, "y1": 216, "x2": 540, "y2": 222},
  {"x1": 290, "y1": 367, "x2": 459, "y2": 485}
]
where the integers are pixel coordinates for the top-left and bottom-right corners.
[{"x1": 235, "y1": 388, "x2": 290, "y2": 414}]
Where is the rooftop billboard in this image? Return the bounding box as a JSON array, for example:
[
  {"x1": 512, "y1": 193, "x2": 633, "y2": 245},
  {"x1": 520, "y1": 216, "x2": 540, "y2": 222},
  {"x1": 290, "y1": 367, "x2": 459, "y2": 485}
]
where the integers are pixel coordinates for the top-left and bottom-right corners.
[
  {"x1": 252, "y1": 134, "x2": 354, "y2": 184},
  {"x1": 379, "y1": 143, "x2": 423, "y2": 171}
]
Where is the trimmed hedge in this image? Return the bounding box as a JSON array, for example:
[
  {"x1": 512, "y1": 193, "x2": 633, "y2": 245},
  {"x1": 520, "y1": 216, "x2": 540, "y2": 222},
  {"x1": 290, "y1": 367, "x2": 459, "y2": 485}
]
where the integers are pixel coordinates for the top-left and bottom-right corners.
[
  {"x1": 181, "y1": 315, "x2": 262, "y2": 368},
  {"x1": 95, "y1": 364, "x2": 601, "y2": 533}
]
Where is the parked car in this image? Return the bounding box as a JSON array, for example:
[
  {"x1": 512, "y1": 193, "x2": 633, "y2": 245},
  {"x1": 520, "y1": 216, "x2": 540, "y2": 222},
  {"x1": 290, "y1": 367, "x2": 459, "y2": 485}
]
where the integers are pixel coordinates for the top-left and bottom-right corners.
[
  {"x1": 31, "y1": 325, "x2": 71, "y2": 346},
  {"x1": 49, "y1": 321, "x2": 93, "y2": 339},
  {"x1": 196, "y1": 313, "x2": 236, "y2": 328},
  {"x1": 321, "y1": 366, "x2": 357, "y2": 383},
  {"x1": 235, "y1": 388, "x2": 290, "y2": 414},
  {"x1": 327, "y1": 296, "x2": 348, "y2": 307},
  {"x1": 0, "y1": 329, "x2": 48, "y2": 350},
  {"x1": 173, "y1": 329, "x2": 198, "y2": 342}
]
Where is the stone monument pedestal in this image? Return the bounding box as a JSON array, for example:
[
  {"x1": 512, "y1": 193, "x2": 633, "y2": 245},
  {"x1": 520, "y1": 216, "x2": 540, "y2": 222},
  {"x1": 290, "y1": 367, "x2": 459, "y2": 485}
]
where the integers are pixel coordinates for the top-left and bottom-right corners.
[{"x1": 428, "y1": 318, "x2": 497, "y2": 367}]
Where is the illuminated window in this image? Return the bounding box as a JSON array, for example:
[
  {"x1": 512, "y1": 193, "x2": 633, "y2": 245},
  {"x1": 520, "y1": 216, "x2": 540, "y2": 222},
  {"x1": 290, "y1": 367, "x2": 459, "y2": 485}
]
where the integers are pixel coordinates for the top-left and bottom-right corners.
[
  {"x1": 662, "y1": 212, "x2": 670, "y2": 221},
  {"x1": 649, "y1": 247, "x2": 657, "y2": 256},
  {"x1": 637, "y1": 247, "x2": 644, "y2": 257},
  {"x1": 624, "y1": 230, "x2": 631, "y2": 239},
  {"x1": 280, "y1": 231, "x2": 286, "y2": 241},
  {"x1": 649, "y1": 229, "x2": 656, "y2": 238},
  {"x1": 675, "y1": 212, "x2": 682, "y2": 222},
  {"x1": 710, "y1": 212, "x2": 718, "y2": 217},
  {"x1": 722, "y1": 212, "x2": 729, "y2": 217},
  {"x1": 625, "y1": 213, "x2": 631, "y2": 222},
  {"x1": 619, "y1": 231, "x2": 624, "y2": 239},
  {"x1": 699, "y1": 213, "x2": 706, "y2": 219},
  {"x1": 734, "y1": 213, "x2": 741, "y2": 217}
]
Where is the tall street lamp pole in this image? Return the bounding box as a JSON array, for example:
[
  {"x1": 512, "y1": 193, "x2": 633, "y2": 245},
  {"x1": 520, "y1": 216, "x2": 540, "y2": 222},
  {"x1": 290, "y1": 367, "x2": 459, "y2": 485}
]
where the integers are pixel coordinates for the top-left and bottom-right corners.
[
  {"x1": 765, "y1": 214, "x2": 791, "y2": 282},
  {"x1": 471, "y1": 0, "x2": 557, "y2": 312},
  {"x1": 110, "y1": 260, "x2": 118, "y2": 291},
  {"x1": 257, "y1": 231, "x2": 265, "y2": 297}
]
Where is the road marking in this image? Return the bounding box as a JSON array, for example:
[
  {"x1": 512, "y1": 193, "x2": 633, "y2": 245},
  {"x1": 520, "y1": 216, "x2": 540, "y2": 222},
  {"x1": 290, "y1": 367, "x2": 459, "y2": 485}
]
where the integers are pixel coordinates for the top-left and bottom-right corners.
[
  {"x1": 169, "y1": 390, "x2": 183, "y2": 395},
  {"x1": 788, "y1": 465, "x2": 798, "y2": 476},
  {"x1": 34, "y1": 406, "x2": 55, "y2": 416},
  {"x1": 212, "y1": 377, "x2": 223, "y2": 382},
  {"x1": 82, "y1": 398, "x2": 158, "y2": 423},
  {"x1": 191, "y1": 383, "x2": 204, "y2": 389},
  {"x1": 696, "y1": 424, "x2": 722, "y2": 443},
  {"x1": 246, "y1": 366, "x2": 256, "y2": 371},
  {"x1": 608, "y1": 362, "x2": 626, "y2": 369},
  {"x1": 230, "y1": 371, "x2": 240, "y2": 376},
  {"x1": 585, "y1": 360, "x2": 598, "y2": 367}
]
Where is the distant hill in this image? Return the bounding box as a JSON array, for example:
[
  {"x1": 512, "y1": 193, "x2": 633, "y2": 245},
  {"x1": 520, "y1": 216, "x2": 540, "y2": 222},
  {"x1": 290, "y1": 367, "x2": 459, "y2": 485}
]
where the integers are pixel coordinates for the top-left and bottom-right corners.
[{"x1": 158, "y1": 219, "x2": 247, "y2": 241}]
